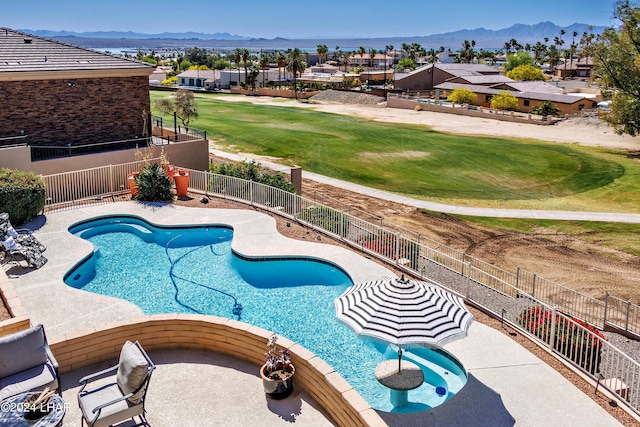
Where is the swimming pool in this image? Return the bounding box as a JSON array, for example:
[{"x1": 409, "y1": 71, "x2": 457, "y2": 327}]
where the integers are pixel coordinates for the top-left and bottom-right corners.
[{"x1": 64, "y1": 215, "x2": 467, "y2": 413}]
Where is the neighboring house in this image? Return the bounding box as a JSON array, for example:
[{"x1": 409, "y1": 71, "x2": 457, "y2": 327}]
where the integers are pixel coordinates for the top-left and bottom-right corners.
[
  {"x1": 177, "y1": 69, "x2": 220, "y2": 90},
  {"x1": 434, "y1": 82, "x2": 597, "y2": 114},
  {"x1": 0, "y1": 28, "x2": 154, "y2": 147},
  {"x1": 349, "y1": 53, "x2": 393, "y2": 68},
  {"x1": 395, "y1": 63, "x2": 508, "y2": 92},
  {"x1": 555, "y1": 57, "x2": 594, "y2": 78},
  {"x1": 149, "y1": 66, "x2": 171, "y2": 86}
]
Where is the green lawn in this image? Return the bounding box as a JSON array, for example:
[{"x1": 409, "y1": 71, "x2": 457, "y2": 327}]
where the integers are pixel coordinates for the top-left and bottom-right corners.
[{"x1": 151, "y1": 92, "x2": 640, "y2": 213}]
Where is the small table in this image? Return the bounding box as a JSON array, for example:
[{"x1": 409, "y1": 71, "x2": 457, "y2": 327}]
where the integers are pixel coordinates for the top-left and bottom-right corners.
[
  {"x1": 375, "y1": 359, "x2": 424, "y2": 407},
  {"x1": 0, "y1": 392, "x2": 65, "y2": 427}
]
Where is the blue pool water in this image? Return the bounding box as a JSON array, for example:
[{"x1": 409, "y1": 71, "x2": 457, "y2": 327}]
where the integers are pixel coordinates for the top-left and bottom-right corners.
[{"x1": 65, "y1": 215, "x2": 467, "y2": 413}]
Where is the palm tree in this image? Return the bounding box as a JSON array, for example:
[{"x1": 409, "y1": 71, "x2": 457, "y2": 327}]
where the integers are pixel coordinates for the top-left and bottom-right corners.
[
  {"x1": 240, "y1": 48, "x2": 250, "y2": 87},
  {"x1": 234, "y1": 48, "x2": 242, "y2": 87},
  {"x1": 316, "y1": 44, "x2": 328, "y2": 66},
  {"x1": 276, "y1": 51, "x2": 286, "y2": 83},
  {"x1": 259, "y1": 53, "x2": 270, "y2": 87},
  {"x1": 357, "y1": 46, "x2": 366, "y2": 68},
  {"x1": 341, "y1": 50, "x2": 351, "y2": 72},
  {"x1": 384, "y1": 44, "x2": 393, "y2": 95},
  {"x1": 334, "y1": 45, "x2": 340, "y2": 62},
  {"x1": 569, "y1": 31, "x2": 578, "y2": 73},
  {"x1": 287, "y1": 48, "x2": 306, "y2": 99},
  {"x1": 368, "y1": 48, "x2": 377, "y2": 70}
]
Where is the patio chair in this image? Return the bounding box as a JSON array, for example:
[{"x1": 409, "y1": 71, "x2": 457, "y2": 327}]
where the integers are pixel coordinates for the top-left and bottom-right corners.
[
  {"x1": 0, "y1": 324, "x2": 61, "y2": 400},
  {"x1": 1, "y1": 235, "x2": 47, "y2": 269},
  {"x1": 0, "y1": 212, "x2": 46, "y2": 253},
  {"x1": 77, "y1": 340, "x2": 155, "y2": 427}
]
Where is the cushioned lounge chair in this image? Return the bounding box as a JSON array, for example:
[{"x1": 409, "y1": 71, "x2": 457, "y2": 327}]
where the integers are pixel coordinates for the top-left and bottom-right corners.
[
  {"x1": 1, "y1": 236, "x2": 47, "y2": 269},
  {"x1": 78, "y1": 340, "x2": 155, "y2": 427},
  {"x1": 0, "y1": 212, "x2": 46, "y2": 253},
  {"x1": 0, "y1": 324, "x2": 61, "y2": 400}
]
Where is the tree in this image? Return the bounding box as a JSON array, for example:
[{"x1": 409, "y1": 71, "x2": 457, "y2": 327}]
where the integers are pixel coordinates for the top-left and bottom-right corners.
[
  {"x1": 240, "y1": 48, "x2": 250, "y2": 87},
  {"x1": 154, "y1": 88, "x2": 199, "y2": 126},
  {"x1": 459, "y1": 39, "x2": 476, "y2": 63},
  {"x1": 384, "y1": 44, "x2": 394, "y2": 94},
  {"x1": 184, "y1": 47, "x2": 208, "y2": 66},
  {"x1": 368, "y1": 48, "x2": 377, "y2": 70},
  {"x1": 490, "y1": 90, "x2": 518, "y2": 113},
  {"x1": 286, "y1": 48, "x2": 307, "y2": 99},
  {"x1": 316, "y1": 44, "x2": 328, "y2": 65},
  {"x1": 507, "y1": 64, "x2": 547, "y2": 81},
  {"x1": 259, "y1": 53, "x2": 270, "y2": 86},
  {"x1": 276, "y1": 50, "x2": 287, "y2": 82},
  {"x1": 530, "y1": 101, "x2": 560, "y2": 118},
  {"x1": 592, "y1": 0, "x2": 640, "y2": 135},
  {"x1": 504, "y1": 51, "x2": 535, "y2": 72},
  {"x1": 357, "y1": 46, "x2": 366, "y2": 67},
  {"x1": 233, "y1": 48, "x2": 242, "y2": 87},
  {"x1": 447, "y1": 88, "x2": 477, "y2": 105}
]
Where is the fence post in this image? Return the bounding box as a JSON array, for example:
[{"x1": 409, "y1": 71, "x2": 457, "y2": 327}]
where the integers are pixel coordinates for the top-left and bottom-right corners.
[
  {"x1": 532, "y1": 274, "x2": 537, "y2": 298},
  {"x1": 461, "y1": 253, "x2": 466, "y2": 275},
  {"x1": 626, "y1": 301, "x2": 631, "y2": 332},
  {"x1": 250, "y1": 182, "x2": 254, "y2": 204},
  {"x1": 467, "y1": 261, "x2": 471, "y2": 279},
  {"x1": 395, "y1": 233, "x2": 400, "y2": 263},
  {"x1": 516, "y1": 267, "x2": 520, "y2": 293},
  {"x1": 549, "y1": 308, "x2": 557, "y2": 351},
  {"x1": 109, "y1": 164, "x2": 114, "y2": 194},
  {"x1": 603, "y1": 292, "x2": 609, "y2": 330}
]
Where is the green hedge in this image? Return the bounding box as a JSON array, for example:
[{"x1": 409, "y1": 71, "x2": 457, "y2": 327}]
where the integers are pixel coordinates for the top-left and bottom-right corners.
[{"x1": 0, "y1": 168, "x2": 46, "y2": 225}]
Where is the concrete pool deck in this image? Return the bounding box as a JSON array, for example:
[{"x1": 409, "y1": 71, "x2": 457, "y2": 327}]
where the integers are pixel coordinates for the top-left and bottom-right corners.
[{"x1": 4, "y1": 203, "x2": 624, "y2": 426}]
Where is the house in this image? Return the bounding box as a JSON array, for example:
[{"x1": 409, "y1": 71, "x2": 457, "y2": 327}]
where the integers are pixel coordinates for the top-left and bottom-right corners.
[
  {"x1": 349, "y1": 53, "x2": 393, "y2": 68},
  {"x1": 555, "y1": 57, "x2": 594, "y2": 78},
  {"x1": 177, "y1": 69, "x2": 220, "y2": 90},
  {"x1": 434, "y1": 82, "x2": 597, "y2": 114},
  {"x1": 394, "y1": 63, "x2": 509, "y2": 92},
  {"x1": 0, "y1": 27, "x2": 154, "y2": 147}
]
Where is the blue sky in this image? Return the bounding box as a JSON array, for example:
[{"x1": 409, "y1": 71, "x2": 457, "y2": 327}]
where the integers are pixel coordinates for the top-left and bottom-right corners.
[{"x1": 2, "y1": 0, "x2": 617, "y2": 39}]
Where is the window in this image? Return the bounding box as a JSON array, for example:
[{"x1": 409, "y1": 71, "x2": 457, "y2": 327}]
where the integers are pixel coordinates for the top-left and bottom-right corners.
[
  {"x1": 485, "y1": 95, "x2": 492, "y2": 102},
  {"x1": 524, "y1": 100, "x2": 530, "y2": 107},
  {"x1": 579, "y1": 104, "x2": 584, "y2": 110},
  {"x1": 180, "y1": 78, "x2": 185, "y2": 84},
  {"x1": 188, "y1": 78, "x2": 194, "y2": 86}
]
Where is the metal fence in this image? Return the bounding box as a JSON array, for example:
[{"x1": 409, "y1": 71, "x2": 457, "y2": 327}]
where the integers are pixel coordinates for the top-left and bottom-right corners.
[{"x1": 41, "y1": 163, "x2": 640, "y2": 414}]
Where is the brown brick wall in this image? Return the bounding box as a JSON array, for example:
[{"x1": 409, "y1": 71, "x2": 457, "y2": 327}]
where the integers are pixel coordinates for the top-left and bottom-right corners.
[{"x1": 0, "y1": 76, "x2": 150, "y2": 146}]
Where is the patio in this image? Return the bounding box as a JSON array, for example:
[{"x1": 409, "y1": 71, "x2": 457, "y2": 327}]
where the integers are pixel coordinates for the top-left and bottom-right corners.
[{"x1": 1, "y1": 202, "x2": 624, "y2": 426}]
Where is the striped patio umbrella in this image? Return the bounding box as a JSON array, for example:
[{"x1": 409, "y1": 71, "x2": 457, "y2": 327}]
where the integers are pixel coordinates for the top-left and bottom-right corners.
[{"x1": 335, "y1": 275, "x2": 473, "y2": 372}]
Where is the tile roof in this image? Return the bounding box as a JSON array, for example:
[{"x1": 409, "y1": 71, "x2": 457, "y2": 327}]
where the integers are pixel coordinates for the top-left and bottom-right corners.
[
  {"x1": 0, "y1": 27, "x2": 153, "y2": 74},
  {"x1": 435, "y1": 82, "x2": 589, "y2": 104}
]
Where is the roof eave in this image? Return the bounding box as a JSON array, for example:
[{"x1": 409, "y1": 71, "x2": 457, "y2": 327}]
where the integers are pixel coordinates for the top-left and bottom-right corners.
[{"x1": 0, "y1": 67, "x2": 153, "y2": 81}]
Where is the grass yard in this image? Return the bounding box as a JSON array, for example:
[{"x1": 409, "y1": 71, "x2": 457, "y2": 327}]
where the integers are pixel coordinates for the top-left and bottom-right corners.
[{"x1": 151, "y1": 92, "x2": 640, "y2": 213}]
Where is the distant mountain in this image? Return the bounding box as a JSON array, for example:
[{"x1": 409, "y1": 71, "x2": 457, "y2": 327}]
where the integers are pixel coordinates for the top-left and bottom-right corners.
[
  {"x1": 23, "y1": 22, "x2": 607, "y2": 50},
  {"x1": 22, "y1": 29, "x2": 249, "y2": 40}
]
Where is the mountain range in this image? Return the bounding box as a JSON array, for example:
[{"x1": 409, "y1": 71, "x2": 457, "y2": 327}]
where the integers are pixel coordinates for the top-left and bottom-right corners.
[{"x1": 22, "y1": 22, "x2": 606, "y2": 50}]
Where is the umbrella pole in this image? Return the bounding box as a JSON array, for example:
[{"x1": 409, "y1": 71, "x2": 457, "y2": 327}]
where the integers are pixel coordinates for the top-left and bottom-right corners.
[{"x1": 398, "y1": 348, "x2": 403, "y2": 373}]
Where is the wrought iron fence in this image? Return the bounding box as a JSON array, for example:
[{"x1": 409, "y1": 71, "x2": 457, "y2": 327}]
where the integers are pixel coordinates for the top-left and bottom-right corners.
[{"x1": 40, "y1": 163, "x2": 640, "y2": 415}]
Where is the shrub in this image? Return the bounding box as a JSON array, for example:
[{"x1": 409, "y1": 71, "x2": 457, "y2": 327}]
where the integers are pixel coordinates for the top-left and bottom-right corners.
[
  {"x1": 448, "y1": 88, "x2": 478, "y2": 105},
  {"x1": 518, "y1": 306, "x2": 606, "y2": 374},
  {"x1": 0, "y1": 168, "x2": 45, "y2": 225},
  {"x1": 530, "y1": 101, "x2": 560, "y2": 117},
  {"x1": 491, "y1": 90, "x2": 518, "y2": 112},
  {"x1": 135, "y1": 163, "x2": 173, "y2": 202},
  {"x1": 414, "y1": 105, "x2": 422, "y2": 112},
  {"x1": 209, "y1": 161, "x2": 296, "y2": 194},
  {"x1": 297, "y1": 206, "x2": 348, "y2": 236}
]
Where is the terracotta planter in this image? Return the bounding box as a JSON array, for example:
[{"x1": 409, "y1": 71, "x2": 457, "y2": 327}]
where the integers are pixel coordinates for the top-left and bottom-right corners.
[
  {"x1": 260, "y1": 364, "x2": 295, "y2": 399},
  {"x1": 174, "y1": 170, "x2": 190, "y2": 197},
  {"x1": 127, "y1": 172, "x2": 139, "y2": 197},
  {"x1": 163, "y1": 163, "x2": 175, "y2": 182}
]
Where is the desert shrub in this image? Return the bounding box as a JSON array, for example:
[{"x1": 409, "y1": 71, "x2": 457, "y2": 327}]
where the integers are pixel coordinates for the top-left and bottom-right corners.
[
  {"x1": 530, "y1": 101, "x2": 560, "y2": 117},
  {"x1": 518, "y1": 306, "x2": 606, "y2": 374},
  {"x1": 0, "y1": 168, "x2": 45, "y2": 225},
  {"x1": 135, "y1": 163, "x2": 173, "y2": 202},
  {"x1": 209, "y1": 161, "x2": 296, "y2": 194},
  {"x1": 447, "y1": 88, "x2": 478, "y2": 105},
  {"x1": 297, "y1": 206, "x2": 348, "y2": 236}
]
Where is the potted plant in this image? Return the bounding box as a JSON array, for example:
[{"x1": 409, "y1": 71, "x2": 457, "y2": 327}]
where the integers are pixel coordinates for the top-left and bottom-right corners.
[{"x1": 260, "y1": 335, "x2": 295, "y2": 399}]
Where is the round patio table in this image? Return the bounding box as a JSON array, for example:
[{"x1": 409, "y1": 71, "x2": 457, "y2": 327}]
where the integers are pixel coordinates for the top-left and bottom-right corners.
[
  {"x1": 0, "y1": 392, "x2": 65, "y2": 427},
  {"x1": 375, "y1": 359, "x2": 424, "y2": 407}
]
